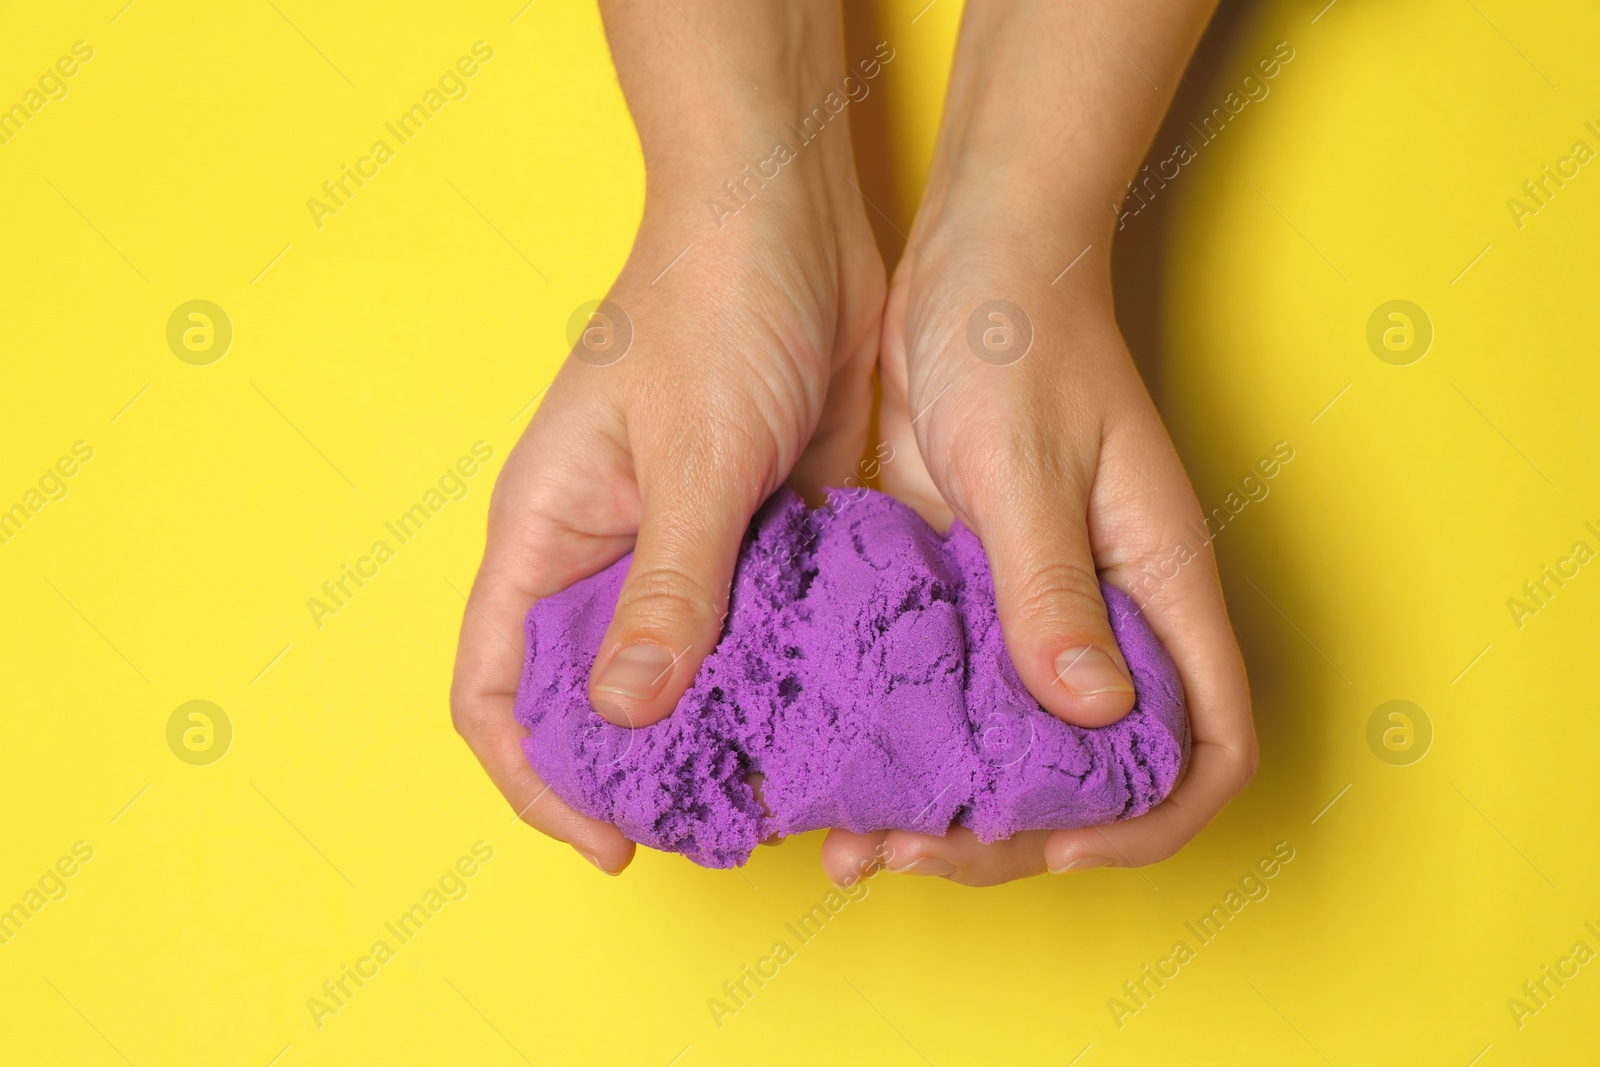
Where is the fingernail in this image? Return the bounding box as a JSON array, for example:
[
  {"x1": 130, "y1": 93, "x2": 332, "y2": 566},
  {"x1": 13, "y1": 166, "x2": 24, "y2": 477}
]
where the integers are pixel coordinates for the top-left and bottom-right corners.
[
  {"x1": 596, "y1": 644, "x2": 675, "y2": 701},
  {"x1": 1053, "y1": 647, "x2": 1134, "y2": 696},
  {"x1": 835, "y1": 858, "x2": 881, "y2": 887},
  {"x1": 1050, "y1": 855, "x2": 1110, "y2": 874},
  {"x1": 889, "y1": 857, "x2": 956, "y2": 877},
  {"x1": 581, "y1": 851, "x2": 616, "y2": 875}
]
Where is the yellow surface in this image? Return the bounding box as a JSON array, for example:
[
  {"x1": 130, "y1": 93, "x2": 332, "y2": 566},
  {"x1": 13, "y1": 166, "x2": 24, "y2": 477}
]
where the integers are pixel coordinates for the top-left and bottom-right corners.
[{"x1": 3, "y1": 1, "x2": 1597, "y2": 1063}]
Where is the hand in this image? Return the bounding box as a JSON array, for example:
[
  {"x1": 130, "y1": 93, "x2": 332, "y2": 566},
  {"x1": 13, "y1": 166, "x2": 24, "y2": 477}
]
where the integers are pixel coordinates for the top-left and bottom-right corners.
[
  {"x1": 450, "y1": 0, "x2": 886, "y2": 874},
  {"x1": 819, "y1": 206, "x2": 1255, "y2": 886},
  {"x1": 818, "y1": 0, "x2": 1249, "y2": 884},
  {"x1": 817, "y1": 0, "x2": 1246, "y2": 889}
]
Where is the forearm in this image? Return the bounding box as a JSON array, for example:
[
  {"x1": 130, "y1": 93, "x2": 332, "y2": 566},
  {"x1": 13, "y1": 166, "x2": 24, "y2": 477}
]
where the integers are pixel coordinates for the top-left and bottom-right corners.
[
  {"x1": 597, "y1": 0, "x2": 854, "y2": 189},
  {"x1": 917, "y1": 0, "x2": 1218, "y2": 251}
]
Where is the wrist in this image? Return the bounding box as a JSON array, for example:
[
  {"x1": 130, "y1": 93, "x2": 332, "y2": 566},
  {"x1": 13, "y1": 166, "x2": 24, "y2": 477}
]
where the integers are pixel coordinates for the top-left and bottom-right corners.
[
  {"x1": 909, "y1": 0, "x2": 1215, "y2": 259},
  {"x1": 601, "y1": 0, "x2": 867, "y2": 188},
  {"x1": 913, "y1": 101, "x2": 1126, "y2": 262}
]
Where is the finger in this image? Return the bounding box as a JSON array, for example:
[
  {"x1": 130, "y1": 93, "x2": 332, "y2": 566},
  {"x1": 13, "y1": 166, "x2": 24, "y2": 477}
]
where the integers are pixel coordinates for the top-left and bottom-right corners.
[
  {"x1": 1045, "y1": 735, "x2": 1253, "y2": 871},
  {"x1": 587, "y1": 436, "x2": 764, "y2": 728},
  {"x1": 789, "y1": 289, "x2": 880, "y2": 502},
  {"x1": 879, "y1": 827, "x2": 1051, "y2": 887},
  {"x1": 874, "y1": 266, "x2": 954, "y2": 528},
  {"x1": 819, "y1": 829, "x2": 891, "y2": 887},
  {"x1": 1050, "y1": 423, "x2": 1257, "y2": 870},
  {"x1": 452, "y1": 549, "x2": 637, "y2": 874},
  {"x1": 960, "y1": 434, "x2": 1137, "y2": 728}
]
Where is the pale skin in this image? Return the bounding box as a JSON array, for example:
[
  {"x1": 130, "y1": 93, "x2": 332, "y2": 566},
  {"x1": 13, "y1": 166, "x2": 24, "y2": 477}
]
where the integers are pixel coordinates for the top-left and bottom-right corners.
[{"x1": 450, "y1": 0, "x2": 1257, "y2": 887}]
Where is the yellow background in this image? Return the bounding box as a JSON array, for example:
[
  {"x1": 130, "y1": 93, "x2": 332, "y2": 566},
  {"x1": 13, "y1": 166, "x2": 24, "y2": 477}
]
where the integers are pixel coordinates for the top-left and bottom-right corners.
[{"x1": 3, "y1": 0, "x2": 1597, "y2": 1062}]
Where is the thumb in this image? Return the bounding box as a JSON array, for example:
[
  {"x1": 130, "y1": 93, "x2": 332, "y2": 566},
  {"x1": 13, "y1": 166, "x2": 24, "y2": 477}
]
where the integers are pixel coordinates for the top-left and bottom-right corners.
[
  {"x1": 969, "y1": 472, "x2": 1135, "y2": 729},
  {"x1": 587, "y1": 460, "x2": 757, "y2": 728}
]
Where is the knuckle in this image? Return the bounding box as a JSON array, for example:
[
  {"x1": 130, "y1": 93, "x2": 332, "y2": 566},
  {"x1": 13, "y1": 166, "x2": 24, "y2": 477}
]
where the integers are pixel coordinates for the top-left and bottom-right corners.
[
  {"x1": 448, "y1": 678, "x2": 482, "y2": 740},
  {"x1": 448, "y1": 689, "x2": 470, "y2": 738},
  {"x1": 1203, "y1": 726, "x2": 1261, "y2": 802},
  {"x1": 514, "y1": 803, "x2": 543, "y2": 831},
  {"x1": 945, "y1": 422, "x2": 1049, "y2": 512},
  {"x1": 1233, "y1": 732, "x2": 1261, "y2": 794},
  {"x1": 1126, "y1": 802, "x2": 1191, "y2": 867},
  {"x1": 1008, "y1": 560, "x2": 1108, "y2": 634},
  {"x1": 448, "y1": 644, "x2": 507, "y2": 741},
  {"x1": 617, "y1": 562, "x2": 722, "y2": 633}
]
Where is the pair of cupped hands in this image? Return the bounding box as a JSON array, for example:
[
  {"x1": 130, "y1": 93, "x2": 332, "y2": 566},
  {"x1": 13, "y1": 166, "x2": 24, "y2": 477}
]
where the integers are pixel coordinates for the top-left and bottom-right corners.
[{"x1": 449, "y1": 124, "x2": 1256, "y2": 887}]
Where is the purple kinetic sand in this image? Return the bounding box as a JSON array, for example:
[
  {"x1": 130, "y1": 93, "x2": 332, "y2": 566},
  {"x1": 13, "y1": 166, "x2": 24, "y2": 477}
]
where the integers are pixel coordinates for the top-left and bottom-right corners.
[{"x1": 514, "y1": 488, "x2": 1188, "y2": 868}]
